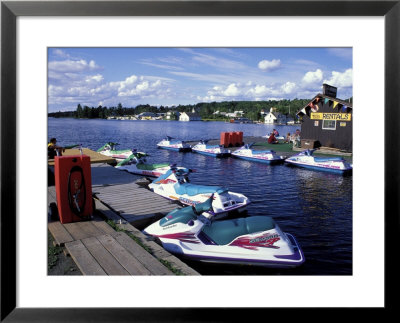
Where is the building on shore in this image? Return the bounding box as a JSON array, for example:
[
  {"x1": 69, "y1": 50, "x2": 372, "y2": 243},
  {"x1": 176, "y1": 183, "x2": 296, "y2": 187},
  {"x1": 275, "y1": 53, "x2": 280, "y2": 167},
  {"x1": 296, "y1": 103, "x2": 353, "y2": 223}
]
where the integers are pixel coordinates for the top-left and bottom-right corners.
[
  {"x1": 296, "y1": 84, "x2": 353, "y2": 152},
  {"x1": 179, "y1": 111, "x2": 202, "y2": 121},
  {"x1": 264, "y1": 107, "x2": 287, "y2": 124}
]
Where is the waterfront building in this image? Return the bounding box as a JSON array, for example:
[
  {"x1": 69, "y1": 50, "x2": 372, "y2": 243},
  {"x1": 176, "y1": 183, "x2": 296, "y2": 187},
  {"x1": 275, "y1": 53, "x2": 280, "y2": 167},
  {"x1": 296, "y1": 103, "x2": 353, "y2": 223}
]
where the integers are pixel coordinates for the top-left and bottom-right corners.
[
  {"x1": 264, "y1": 108, "x2": 287, "y2": 124},
  {"x1": 296, "y1": 84, "x2": 353, "y2": 152},
  {"x1": 179, "y1": 111, "x2": 202, "y2": 121}
]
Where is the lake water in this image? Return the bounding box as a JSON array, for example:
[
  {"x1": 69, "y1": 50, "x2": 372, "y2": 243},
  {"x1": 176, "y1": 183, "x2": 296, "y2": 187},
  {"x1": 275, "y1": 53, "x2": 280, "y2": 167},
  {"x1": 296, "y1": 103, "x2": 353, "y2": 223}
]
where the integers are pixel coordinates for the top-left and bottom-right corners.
[{"x1": 49, "y1": 118, "x2": 352, "y2": 275}]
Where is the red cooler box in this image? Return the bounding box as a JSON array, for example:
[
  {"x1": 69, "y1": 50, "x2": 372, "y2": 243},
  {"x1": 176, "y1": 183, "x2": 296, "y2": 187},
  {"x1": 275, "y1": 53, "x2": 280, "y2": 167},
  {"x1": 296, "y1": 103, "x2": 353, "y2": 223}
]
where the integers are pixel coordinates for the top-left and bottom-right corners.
[
  {"x1": 235, "y1": 131, "x2": 243, "y2": 146},
  {"x1": 228, "y1": 132, "x2": 238, "y2": 147},
  {"x1": 54, "y1": 155, "x2": 93, "y2": 223},
  {"x1": 220, "y1": 132, "x2": 230, "y2": 148}
]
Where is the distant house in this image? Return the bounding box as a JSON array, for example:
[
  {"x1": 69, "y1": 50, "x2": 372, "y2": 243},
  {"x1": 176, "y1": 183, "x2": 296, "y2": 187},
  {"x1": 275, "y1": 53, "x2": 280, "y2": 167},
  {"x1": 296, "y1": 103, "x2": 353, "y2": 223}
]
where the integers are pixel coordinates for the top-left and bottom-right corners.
[
  {"x1": 179, "y1": 111, "x2": 202, "y2": 122},
  {"x1": 264, "y1": 108, "x2": 287, "y2": 124}
]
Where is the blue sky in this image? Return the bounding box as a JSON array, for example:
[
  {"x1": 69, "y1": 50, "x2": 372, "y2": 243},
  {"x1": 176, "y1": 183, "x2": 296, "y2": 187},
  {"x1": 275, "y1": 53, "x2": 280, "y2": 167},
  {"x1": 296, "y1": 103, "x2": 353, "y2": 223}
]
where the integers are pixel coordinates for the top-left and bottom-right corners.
[{"x1": 48, "y1": 47, "x2": 352, "y2": 112}]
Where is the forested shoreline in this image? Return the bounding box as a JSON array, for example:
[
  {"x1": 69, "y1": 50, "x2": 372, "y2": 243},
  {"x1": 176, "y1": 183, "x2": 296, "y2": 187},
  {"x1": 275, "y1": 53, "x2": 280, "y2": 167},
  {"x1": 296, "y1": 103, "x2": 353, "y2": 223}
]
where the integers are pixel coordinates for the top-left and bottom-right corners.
[{"x1": 48, "y1": 98, "x2": 350, "y2": 121}]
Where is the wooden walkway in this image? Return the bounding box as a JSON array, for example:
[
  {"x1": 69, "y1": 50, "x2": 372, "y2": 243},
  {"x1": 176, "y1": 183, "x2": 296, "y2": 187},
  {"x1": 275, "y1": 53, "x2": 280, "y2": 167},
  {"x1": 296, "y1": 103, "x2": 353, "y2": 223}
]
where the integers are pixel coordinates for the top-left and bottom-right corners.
[
  {"x1": 91, "y1": 163, "x2": 181, "y2": 228},
  {"x1": 48, "y1": 148, "x2": 115, "y2": 166},
  {"x1": 48, "y1": 162, "x2": 199, "y2": 276}
]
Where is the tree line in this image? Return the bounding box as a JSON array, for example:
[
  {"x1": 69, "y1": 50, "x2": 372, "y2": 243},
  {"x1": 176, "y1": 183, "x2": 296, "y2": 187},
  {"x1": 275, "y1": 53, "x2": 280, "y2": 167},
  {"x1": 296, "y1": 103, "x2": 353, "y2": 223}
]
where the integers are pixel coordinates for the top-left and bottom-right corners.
[{"x1": 48, "y1": 99, "x2": 315, "y2": 121}]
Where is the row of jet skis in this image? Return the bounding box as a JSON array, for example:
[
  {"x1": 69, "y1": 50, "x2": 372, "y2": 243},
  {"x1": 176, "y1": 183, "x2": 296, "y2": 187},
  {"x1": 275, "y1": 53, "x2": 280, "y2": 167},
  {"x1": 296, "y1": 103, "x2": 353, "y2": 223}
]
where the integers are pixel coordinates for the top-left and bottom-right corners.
[
  {"x1": 94, "y1": 138, "x2": 352, "y2": 269},
  {"x1": 97, "y1": 137, "x2": 353, "y2": 175}
]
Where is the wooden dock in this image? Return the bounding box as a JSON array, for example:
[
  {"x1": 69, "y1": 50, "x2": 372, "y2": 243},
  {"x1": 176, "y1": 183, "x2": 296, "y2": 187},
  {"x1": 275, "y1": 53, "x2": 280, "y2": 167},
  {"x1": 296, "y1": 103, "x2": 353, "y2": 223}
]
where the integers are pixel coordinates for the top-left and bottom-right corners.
[
  {"x1": 48, "y1": 160, "x2": 199, "y2": 276},
  {"x1": 48, "y1": 148, "x2": 115, "y2": 166},
  {"x1": 91, "y1": 163, "x2": 181, "y2": 228}
]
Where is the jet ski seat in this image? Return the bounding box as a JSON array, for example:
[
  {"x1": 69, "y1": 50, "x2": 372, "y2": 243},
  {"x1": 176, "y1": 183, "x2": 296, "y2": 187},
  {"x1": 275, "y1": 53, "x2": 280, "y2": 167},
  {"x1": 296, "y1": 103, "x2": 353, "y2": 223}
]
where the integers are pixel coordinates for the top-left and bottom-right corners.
[
  {"x1": 174, "y1": 183, "x2": 228, "y2": 196},
  {"x1": 202, "y1": 216, "x2": 276, "y2": 245}
]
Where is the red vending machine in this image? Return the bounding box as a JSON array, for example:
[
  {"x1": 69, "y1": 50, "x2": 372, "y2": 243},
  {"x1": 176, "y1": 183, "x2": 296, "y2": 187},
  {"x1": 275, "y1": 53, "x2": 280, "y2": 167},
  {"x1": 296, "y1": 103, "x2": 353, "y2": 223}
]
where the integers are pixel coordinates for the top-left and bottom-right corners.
[{"x1": 54, "y1": 155, "x2": 93, "y2": 223}]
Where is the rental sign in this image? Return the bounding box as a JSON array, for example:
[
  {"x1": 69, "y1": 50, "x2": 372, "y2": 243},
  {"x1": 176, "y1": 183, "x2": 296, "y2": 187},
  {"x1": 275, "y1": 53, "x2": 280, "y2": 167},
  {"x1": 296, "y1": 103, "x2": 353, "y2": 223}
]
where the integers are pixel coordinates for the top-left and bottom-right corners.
[{"x1": 311, "y1": 112, "x2": 352, "y2": 121}]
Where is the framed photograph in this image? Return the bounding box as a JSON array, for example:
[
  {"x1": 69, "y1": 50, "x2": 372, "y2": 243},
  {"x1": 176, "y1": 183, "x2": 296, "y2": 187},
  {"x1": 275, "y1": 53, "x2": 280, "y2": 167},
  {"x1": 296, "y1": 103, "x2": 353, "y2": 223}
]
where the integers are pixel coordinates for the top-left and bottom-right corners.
[{"x1": 2, "y1": 0, "x2": 399, "y2": 321}]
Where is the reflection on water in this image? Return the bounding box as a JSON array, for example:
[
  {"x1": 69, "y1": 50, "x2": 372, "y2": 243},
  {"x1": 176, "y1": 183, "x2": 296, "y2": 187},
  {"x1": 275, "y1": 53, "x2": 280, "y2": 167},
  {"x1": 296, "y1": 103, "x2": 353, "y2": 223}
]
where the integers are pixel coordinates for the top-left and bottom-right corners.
[{"x1": 49, "y1": 118, "x2": 352, "y2": 275}]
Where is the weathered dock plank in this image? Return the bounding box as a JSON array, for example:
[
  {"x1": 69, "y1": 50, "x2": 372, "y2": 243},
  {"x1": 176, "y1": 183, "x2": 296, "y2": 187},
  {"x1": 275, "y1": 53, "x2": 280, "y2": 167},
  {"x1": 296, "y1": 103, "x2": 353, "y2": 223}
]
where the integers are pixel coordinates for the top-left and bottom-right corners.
[
  {"x1": 81, "y1": 236, "x2": 130, "y2": 275},
  {"x1": 112, "y1": 231, "x2": 173, "y2": 275},
  {"x1": 97, "y1": 234, "x2": 151, "y2": 275},
  {"x1": 91, "y1": 218, "x2": 117, "y2": 235},
  {"x1": 48, "y1": 221, "x2": 74, "y2": 246},
  {"x1": 63, "y1": 221, "x2": 104, "y2": 241},
  {"x1": 65, "y1": 240, "x2": 107, "y2": 275}
]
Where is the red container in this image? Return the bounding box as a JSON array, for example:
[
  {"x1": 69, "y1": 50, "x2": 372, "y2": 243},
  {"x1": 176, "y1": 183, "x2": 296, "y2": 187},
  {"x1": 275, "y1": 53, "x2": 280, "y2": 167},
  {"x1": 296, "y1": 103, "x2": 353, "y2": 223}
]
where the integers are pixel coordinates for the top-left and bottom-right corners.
[
  {"x1": 229, "y1": 132, "x2": 238, "y2": 147},
  {"x1": 235, "y1": 131, "x2": 243, "y2": 146},
  {"x1": 220, "y1": 132, "x2": 230, "y2": 147},
  {"x1": 54, "y1": 155, "x2": 93, "y2": 223}
]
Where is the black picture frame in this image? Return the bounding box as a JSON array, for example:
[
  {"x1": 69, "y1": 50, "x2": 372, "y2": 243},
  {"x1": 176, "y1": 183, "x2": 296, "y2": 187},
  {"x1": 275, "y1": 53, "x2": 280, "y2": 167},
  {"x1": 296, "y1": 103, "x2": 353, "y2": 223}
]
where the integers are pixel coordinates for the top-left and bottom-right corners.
[{"x1": 1, "y1": 1, "x2": 399, "y2": 321}]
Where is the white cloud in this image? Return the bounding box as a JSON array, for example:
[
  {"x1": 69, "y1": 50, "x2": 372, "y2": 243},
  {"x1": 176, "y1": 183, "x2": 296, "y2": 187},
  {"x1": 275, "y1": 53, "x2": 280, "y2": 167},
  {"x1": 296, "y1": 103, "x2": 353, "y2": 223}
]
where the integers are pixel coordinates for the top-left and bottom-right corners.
[
  {"x1": 223, "y1": 83, "x2": 240, "y2": 96},
  {"x1": 258, "y1": 59, "x2": 281, "y2": 71},
  {"x1": 85, "y1": 74, "x2": 104, "y2": 83},
  {"x1": 199, "y1": 80, "x2": 298, "y2": 102},
  {"x1": 323, "y1": 68, "x2": 353, "y2": 88},
  {"x1": 281, "y1": 81, "x2": 296, "y2": 94},
  {"x1": 48, "y1": 59, "x2": 100, "y2": 73},
  {"x1": 302, "y1": 69, "x2": 323, "y2": 84}
]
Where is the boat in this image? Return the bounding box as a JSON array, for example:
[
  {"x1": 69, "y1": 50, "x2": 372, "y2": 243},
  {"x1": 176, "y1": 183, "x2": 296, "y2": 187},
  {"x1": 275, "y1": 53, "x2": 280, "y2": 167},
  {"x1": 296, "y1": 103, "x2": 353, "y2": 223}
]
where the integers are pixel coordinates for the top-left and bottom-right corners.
[
  {"x1": 157, "y1": 136, "x2": 192, "y2": 152},
  {"x1": 96, "y1": 142, "x2": 133, "y2": 161},
  {"x1": 285, "y1": 149, "x2": 352, "y2": 174},
  {"x1": 191, "y1": 140, "x2": 231, "y2": 158},
  {"x1": 115, "y1": 151, "x2": 184, "y2": 177},
  {"x1": 148, "y1": 165, "x2": 250, "y2": 219},
  {"x1": 231, "y1": 144, "x2": 285, "y2": 164},
  {"x1": 143, "y1": 196, "x2": 305, "y2": 268}
]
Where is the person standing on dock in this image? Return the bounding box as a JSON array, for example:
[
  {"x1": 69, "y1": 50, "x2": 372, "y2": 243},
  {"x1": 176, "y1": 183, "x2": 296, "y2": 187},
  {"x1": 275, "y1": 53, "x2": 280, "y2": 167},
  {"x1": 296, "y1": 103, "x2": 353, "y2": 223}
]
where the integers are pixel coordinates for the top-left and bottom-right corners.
[{"x1": 48, "y1": 138, "x2": 65, "y2": 159}]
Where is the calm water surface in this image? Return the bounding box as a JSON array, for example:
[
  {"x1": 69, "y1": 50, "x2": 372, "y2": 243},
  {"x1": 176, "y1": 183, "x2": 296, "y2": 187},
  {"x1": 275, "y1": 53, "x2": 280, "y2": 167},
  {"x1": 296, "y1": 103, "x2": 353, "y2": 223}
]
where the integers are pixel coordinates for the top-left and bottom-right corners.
[{"x1": 49, "y1": 118, "x2": 352, "y2": 275}]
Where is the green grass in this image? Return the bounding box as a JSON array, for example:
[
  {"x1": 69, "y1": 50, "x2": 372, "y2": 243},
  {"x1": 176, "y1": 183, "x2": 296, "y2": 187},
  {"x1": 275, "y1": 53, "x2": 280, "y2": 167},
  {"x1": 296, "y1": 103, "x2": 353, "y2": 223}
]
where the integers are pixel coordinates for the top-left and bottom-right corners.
[
  {"x1": 252, "y1": 141, "x2": 294, "y2": 152},
  {"x1": 48, "y1": 232, "x2": 63, "y2": 269}
]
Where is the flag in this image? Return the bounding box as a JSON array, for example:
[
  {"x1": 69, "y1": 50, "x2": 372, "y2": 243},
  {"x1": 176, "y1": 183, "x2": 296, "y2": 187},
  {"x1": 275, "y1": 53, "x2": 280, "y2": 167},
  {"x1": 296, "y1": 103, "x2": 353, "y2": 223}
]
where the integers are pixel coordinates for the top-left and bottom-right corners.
[
  {"x1": 341, "y1": 105, "x2": 347, "y2": 112},
  {"x1": 333, "y1": 101, "x2": 339, "y2": 109},
  {"x1": 324, "y1": 98, "x2": 329, "y2": 105}
]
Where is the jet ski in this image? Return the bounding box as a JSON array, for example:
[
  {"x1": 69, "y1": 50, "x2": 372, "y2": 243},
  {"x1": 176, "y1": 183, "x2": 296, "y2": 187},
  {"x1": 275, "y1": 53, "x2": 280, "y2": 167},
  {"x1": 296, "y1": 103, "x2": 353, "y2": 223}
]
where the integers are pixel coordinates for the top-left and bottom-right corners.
[
  {"x1": 148, "y1": 166, "x2": 250, "y2": 219},
  {"x1": 191, "y1": 140, "x2": 231, "y2": 158},
  {"x1": 157, "y1": 136, "x2": 192, "y2": 152},
  {"x1": 115, "y1": 151, "x2": 184, "y2": 177},
  {"x1": 143, "y1": 196, "x2": 305, "y2": 268},
  {"x1": 231, "y1": 143, "x2": 285, "y2": 164},
  {"x1": 96, "y1": 142, "x2": 133, "y2": 161},
  {"x1": 285, "y1": 149, "x2": 352, "y2": 174}
]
